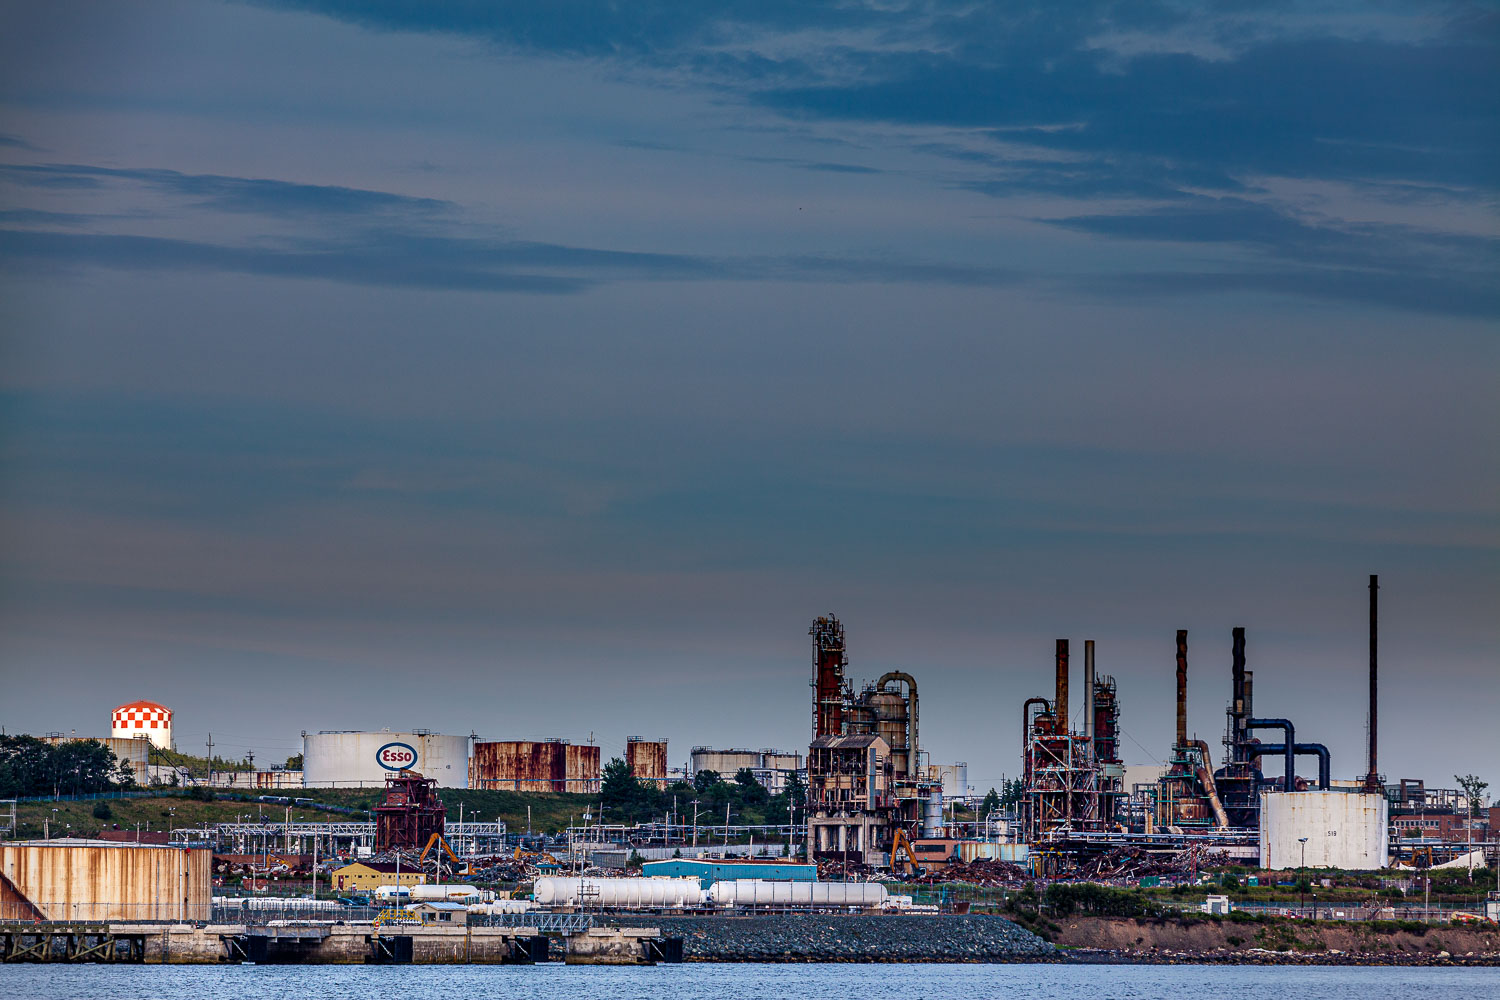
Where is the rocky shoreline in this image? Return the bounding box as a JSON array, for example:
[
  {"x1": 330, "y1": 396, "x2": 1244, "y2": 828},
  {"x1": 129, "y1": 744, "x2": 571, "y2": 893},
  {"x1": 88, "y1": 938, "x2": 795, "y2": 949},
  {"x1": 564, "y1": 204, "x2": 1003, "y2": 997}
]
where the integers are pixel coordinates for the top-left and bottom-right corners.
[
  {"x1": 1065, "y1": 947, "x2": 1500, "y2": 966},
  {"x1": 608, "y1": 914, "x2": 1058, "y2": 962},
  {"x1": 598, "y1": 913, "x2": 1500, "y2": 965},
  {"x1": 1050, "y1": 915, "x2": 1500, "y2": 966}
]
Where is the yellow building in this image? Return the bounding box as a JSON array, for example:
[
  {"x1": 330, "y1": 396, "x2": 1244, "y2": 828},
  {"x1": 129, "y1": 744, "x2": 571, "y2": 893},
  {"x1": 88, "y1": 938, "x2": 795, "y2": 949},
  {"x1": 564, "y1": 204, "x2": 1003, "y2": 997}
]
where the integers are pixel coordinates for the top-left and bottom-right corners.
[{"x1": 330, "y1": 861, "x2": 427, "y2": 893}]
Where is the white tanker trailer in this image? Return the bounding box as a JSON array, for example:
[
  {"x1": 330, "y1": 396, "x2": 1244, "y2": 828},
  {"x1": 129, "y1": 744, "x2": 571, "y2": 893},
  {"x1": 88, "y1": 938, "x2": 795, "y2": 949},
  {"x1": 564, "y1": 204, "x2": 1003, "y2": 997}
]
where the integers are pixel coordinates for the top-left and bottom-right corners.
[
  {"x1": 533, "y1": 876, "x2": 705, "y2": 909},
  {"x1": 707, "y1": 879, "x2": 888, "y2": 909}
]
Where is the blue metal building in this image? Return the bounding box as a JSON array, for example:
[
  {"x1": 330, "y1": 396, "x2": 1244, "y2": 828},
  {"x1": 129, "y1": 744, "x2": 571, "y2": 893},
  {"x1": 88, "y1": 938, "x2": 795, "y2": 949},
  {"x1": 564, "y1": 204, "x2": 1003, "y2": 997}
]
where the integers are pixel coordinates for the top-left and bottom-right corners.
[{"x1": 641, "y1": 859, "x2": 817, "y2": 888}]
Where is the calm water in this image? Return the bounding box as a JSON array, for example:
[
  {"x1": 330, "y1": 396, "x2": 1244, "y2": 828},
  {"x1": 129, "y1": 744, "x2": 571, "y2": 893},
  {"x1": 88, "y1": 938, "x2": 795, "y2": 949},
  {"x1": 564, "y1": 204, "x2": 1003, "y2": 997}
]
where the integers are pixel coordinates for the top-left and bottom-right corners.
[{"x1": 0, "y1": 963, "x2": 1493, "y2": 999}]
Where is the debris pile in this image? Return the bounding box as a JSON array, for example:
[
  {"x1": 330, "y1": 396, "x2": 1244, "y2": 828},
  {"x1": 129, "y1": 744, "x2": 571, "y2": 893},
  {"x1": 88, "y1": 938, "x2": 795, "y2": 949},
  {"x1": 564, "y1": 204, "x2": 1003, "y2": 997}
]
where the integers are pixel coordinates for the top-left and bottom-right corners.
[{"x1": 902, "y1": 858, "x2": 1031, "y2": 887}]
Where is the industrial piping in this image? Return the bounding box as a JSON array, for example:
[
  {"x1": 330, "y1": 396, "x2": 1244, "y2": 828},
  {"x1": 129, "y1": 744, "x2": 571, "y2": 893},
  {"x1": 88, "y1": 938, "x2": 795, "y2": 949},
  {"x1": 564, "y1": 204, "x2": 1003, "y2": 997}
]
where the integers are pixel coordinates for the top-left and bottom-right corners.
[
  {"x1": 1190, "y1": 739, "x2": 1230, "y2": 828},
  {"x1": 1247, "y1": 719, "x2": 1298, "y2": 792},
  {"x1": 1022, "y1": 698, "x2": 1049, "y2": 754},
  {"x1": 876, "y1": 671, "x2": 919, "y2": 777},
  {"x1": 1251, "y1": 743, "x2": 1331, "y2": 789}
]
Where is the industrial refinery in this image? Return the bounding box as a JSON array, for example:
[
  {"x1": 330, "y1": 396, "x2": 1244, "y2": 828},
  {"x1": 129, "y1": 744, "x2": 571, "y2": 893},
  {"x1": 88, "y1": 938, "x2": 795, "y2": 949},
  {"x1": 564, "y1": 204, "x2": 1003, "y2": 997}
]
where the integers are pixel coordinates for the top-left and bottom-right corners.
[{"x1": 2, "y1": 574, "x2": 1497, "y2": 967}]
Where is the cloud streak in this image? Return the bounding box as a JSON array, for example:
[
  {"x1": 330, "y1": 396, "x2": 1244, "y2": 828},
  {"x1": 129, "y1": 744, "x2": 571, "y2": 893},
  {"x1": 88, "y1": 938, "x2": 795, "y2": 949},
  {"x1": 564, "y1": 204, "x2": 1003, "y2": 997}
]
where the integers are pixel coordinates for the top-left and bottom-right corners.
[{"x1": 0, "y1": 163, "x2": 452, "y2": 217}]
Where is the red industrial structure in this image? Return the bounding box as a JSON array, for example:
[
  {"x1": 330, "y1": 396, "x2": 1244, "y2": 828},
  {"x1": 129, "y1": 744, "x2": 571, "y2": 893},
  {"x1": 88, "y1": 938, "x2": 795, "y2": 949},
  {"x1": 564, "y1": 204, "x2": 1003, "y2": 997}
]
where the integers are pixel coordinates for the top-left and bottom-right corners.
[
  {"x1": 1019, "y1": 638, "x2": 1125, "y2": 841},
  {"x1": 805, "y1": 614, "x2": 942, "y2": 865},
  {"x1": 374, "y1": 770, "x2": 446, "y2": 852}
]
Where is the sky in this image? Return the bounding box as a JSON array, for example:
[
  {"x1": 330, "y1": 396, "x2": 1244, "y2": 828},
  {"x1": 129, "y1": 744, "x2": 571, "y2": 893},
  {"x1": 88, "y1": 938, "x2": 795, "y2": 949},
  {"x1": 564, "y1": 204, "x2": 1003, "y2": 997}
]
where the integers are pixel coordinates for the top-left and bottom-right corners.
[{"x1": 0, "y1": 1, "x2": 1495, "y2": 792}]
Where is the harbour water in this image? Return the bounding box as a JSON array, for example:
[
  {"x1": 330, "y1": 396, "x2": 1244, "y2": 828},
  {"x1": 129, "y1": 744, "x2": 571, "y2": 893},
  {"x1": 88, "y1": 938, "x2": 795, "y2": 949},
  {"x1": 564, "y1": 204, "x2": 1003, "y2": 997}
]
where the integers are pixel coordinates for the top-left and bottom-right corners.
[{"x1": 2, "y1": 962, "x2": 1492, "y2": 999}]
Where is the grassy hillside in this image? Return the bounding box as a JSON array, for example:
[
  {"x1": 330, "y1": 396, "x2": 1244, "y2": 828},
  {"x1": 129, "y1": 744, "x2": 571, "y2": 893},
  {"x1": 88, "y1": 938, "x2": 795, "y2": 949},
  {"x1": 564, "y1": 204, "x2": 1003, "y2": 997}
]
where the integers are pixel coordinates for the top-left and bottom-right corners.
[
  {"x1": 8, "y1": 789, "x2": 598, "y2": 840},
  {"x1": 306, "y1": 788, "x2": 598, "y2": 834},
  {"x1": 10, "y1": 795, "x2": 352, "y2": 840}
]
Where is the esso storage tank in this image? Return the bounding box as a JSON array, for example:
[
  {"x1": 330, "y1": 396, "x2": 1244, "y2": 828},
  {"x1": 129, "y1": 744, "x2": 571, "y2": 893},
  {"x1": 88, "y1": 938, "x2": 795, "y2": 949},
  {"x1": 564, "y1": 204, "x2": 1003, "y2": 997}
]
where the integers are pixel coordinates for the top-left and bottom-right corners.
[
  {"x1": 708, "y1": 880, "x2": 888, "y2": 909},
  {"x1": 533, "y1": 877, "x2": 704, "y2": 909},
  {"x1": 302, "y1": 731, "x2": 469, "y2": 788}
]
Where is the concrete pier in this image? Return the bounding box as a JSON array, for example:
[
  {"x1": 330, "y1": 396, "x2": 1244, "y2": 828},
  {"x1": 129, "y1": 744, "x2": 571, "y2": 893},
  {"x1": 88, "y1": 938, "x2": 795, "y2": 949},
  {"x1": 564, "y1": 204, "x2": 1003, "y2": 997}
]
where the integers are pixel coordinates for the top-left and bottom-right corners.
[
  {"x1": 1, "y1": 922, "x2": 550, "y2": 964},
  {"x1": 565, "y1": 926, "x2": 671, "y2": 965}
]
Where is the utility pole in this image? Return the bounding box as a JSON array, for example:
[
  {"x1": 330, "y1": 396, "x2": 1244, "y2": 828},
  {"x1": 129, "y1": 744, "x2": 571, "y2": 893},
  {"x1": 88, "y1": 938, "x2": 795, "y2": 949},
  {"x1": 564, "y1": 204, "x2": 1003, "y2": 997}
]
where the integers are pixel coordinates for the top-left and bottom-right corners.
[
  {"x1": 1298, "y1": 837, "x2": 1308, "y2": 912},
  {"x1": 205, "y1": 733, "x2": 214, "y2": 787},
  {"x1": 691, "y1": 799, "x2": 701, "y2": 849}
]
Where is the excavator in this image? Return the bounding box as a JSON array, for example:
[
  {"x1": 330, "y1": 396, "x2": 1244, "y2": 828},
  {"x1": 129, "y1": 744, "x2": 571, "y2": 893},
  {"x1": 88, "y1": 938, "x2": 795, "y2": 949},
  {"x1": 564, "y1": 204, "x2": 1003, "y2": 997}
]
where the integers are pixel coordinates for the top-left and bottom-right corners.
[
  {"x1": 889, "y1": 828, "x2": 919, "y2": 876},
  {"x1": 417, "y1": 832, "x2": 472, "y2": 878},
  {"x1": 513, "y1": 846, "x2": 561, "y2": 866}
]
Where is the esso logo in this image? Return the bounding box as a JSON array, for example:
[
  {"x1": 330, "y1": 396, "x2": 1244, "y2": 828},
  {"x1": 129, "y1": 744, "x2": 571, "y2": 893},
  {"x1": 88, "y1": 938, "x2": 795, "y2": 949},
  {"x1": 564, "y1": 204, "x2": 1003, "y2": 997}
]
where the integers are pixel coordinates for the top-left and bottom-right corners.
[{"x1": 376, "y1": 742, "x2": 418, "y2": 770}]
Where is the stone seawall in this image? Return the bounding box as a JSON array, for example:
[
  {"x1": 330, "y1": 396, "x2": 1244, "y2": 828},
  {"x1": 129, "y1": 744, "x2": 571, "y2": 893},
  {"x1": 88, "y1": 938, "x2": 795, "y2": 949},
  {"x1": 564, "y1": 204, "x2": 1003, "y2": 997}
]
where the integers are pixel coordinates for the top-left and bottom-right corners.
[{"x1": 607, "y1": 914, "x2": 1055, "y2": 962}]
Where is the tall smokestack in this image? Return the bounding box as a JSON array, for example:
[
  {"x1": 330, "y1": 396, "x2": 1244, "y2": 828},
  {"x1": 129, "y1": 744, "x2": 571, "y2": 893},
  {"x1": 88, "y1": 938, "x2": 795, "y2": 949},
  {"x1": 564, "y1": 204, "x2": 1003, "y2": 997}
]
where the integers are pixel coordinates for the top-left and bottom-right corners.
[
  {"x1": 1175, "y1": 630, "x2": 1188, "y2": 748},
  {"x1": 1084, "y1": 640, "x2": 1096, "y2": 741},
  {"x1": 1366, "y1": 575, "x2": 1380, "y2": 793},
  {"x1": 1231, "y1": 627, "x2": 1247, "y2": 761},
  {"x1": 1055, "y1": 639, "x2": 1069, "y2": 734}
]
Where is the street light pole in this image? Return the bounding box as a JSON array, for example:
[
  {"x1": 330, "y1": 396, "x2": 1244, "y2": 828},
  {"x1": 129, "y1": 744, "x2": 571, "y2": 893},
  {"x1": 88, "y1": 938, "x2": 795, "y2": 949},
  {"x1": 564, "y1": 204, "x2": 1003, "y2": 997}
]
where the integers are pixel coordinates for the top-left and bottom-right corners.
[{"x1": 1298, "y1": 837, "x2": 1309, "y2": 912}]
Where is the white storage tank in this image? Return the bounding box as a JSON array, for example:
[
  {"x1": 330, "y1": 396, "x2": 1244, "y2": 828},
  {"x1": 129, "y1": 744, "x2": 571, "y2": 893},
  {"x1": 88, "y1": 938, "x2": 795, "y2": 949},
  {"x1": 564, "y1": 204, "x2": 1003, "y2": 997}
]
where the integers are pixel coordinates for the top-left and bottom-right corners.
[
  {"x1": 533, "y1": 877, "x2": 704, "y2": 909},
  {"x1": 708, "y1": 879, "x2": 888, "y2": 909},
  {"x1": 111, "y1": 700, "x2": 173, "y2": 750},
  {"x1": 469, "y1": 899, "x2": 536, "y2": 915},
  {"x1": 1258, "y1": 791, "x2": 1389, "y2": 870},
  {"x1": 302, "y1": 730, "x2": 469, "y2": 788}
]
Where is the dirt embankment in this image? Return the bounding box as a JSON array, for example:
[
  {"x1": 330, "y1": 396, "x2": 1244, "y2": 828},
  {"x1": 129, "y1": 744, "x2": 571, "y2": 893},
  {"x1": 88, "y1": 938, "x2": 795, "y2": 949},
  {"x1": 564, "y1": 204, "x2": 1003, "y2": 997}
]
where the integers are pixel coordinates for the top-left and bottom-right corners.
[{"x1": 1053, "y1": 915, "x2": 1500, "y2": 965}]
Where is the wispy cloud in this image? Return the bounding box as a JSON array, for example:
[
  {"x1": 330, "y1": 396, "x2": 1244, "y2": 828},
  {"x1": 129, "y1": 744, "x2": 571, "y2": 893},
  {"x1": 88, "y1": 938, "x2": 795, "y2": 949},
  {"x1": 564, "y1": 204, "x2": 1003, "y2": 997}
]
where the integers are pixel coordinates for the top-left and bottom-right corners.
[{"x1": 0, "y1": 163, "x2": 452, "y2": 217}]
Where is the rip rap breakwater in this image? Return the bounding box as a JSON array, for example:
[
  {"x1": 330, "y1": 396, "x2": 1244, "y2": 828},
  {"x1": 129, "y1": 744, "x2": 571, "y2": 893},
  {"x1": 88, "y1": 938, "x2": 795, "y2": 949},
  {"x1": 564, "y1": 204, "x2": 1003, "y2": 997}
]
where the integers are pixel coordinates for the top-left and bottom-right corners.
[
  {"x1": 1053, "y1": 916, "x2": 1500, "y2": 966},
  {"x1": 607, "y1": 914, "x2": 1055, "y2": 962}
]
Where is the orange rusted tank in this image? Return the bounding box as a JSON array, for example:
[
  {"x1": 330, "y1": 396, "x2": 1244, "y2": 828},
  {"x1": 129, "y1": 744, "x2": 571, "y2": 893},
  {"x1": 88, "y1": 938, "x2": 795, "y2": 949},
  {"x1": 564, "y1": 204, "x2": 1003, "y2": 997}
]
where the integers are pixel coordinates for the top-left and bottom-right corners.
[{"x1": 625, "y1": 738, "x2": 669, "y2": 790}]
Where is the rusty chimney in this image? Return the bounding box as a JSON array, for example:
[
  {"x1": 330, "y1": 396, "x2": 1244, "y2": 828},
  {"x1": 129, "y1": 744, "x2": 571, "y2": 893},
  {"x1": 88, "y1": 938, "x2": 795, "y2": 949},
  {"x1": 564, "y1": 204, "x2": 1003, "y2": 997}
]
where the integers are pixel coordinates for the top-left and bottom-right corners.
[
  {"x1": 1231, "y1": 626, "x2": 1247, "y2": 761},
  {"x1": 1175, "y1": 630, "x2": 1188, "y2": 749},
  {"x1": 1055, "y1": 639, "x2": 1069, "y2": 734},
  {"x1": 1083, "y1": 639, "x2": 1096, "y2": 741}
]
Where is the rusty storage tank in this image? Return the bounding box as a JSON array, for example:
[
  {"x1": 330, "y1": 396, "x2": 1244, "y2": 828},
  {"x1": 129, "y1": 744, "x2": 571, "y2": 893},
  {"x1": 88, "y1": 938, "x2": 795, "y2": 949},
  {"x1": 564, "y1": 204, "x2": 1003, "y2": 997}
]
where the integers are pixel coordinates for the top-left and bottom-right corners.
[
  {"x1": 470, "y1": 740, "x2": 566, "y2": 792},
  {"x1": 0, "y1": 841, "x2": 211, "y2": 922},
  {"x1": 565, "y1": 743, "x2": 600, "y2": 793},
  {"x1": 625, "y1": 738, "x2": 669, "y2": 789}
]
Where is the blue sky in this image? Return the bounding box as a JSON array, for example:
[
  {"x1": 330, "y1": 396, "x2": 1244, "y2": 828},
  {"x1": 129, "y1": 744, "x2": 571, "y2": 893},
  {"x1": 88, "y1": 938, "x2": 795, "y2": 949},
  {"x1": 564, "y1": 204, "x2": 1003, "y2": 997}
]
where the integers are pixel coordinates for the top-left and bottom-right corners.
[{"x1": 0, "y1": 1, "x2": 1495, "y2": 787}]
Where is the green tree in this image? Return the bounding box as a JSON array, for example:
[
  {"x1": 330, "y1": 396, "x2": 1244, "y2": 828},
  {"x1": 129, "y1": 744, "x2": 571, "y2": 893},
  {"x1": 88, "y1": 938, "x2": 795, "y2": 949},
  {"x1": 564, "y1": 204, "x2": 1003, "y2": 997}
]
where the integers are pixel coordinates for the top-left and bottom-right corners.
[
  {"x1": 981, "y1": 787, "x2": 1001, "y2": 816},
  {"x1": 734, "y1": 768, "x2": 768, "y2": 806},
  {"x1": 1455, "y1": 774, "x2": 1488, "y2": 817},
  {"x1": 601, "y1": 757, "x2": 638, "y2": 816},
  {"x1": 693, "y1": 769, "x2": 721, "y2": 794},
  {"x1": 0, "y1": 736, "x2": 129, "y2": 798},
  {"x1": 284, "y1": 754, "x2": 303, "y2": 770}
]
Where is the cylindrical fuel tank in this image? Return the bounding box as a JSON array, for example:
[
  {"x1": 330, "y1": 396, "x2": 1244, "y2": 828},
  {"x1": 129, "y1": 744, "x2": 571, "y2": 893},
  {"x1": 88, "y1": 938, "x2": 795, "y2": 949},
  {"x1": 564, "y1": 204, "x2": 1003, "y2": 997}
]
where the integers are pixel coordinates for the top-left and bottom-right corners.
[
  {"x1": 532, "y1": 877, "x2": 704, "y2": 908},
  {"x1": 708, "y1": 879, "x2": 887, "y2": 908}
]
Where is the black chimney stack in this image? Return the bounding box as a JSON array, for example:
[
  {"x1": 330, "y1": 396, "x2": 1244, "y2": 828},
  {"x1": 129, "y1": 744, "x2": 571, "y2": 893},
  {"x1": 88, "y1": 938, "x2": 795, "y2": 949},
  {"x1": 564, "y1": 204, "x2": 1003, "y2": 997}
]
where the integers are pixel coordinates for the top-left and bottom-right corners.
[{"x1": 1364, "y1": 575, "x2": 1380, "y2": 794}]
